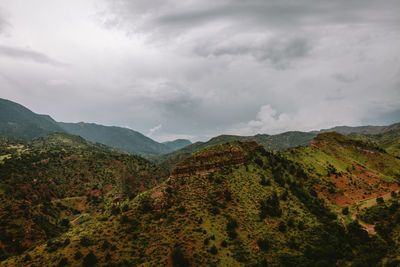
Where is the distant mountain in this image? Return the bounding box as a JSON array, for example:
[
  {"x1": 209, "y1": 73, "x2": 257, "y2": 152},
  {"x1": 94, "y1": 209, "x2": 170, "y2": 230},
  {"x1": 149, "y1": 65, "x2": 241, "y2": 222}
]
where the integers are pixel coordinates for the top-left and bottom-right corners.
[
  {"x1": 58, "y1": 122, "x2": 172, "y2": 155},
  {"x1": 319, "y1": 122, "x2": 400, "y2": 135},
  {"x1": 162, "y1": 139, "x2": 191, "y2": 151},
  {"x1": 348, "y1": 129, "x2": 400, "y2": 158},
  {"x1": 30, "y1": 132, "x2": 129, "y2": 154},
  {"x1": 154, "y1": 124, "x2": 400, "y2": 169},
  {"x1": 0, "y1": 98, "x2": 65, "y2": 140},
  {"x1": 0, "y1": 98, "x2": 192, "y2": 155},
  {"x1": 153, "y1": 131, "x2": 317, "y2": 169}
]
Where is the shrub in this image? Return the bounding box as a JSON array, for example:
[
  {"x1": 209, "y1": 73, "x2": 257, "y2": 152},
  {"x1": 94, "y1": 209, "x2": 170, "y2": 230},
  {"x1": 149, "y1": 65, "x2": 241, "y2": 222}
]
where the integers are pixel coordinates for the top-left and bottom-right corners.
[
  {"x1": 60, "y1": 218, "x2": 70, "y2": 228},
  {"x1": 221, "y1": 240, "x2": 228, "y2": 247},
  {"x1": 80, "y1": 236, "x2": 92, "y2": 247},
  {"x1": 342, "y1": 207, "x2": 349, "y2": 215},
  {"x1": 171, "y1": 248, "x2": 189, "y2": 267},
  {"x1": 376, "y1": 197, "x2": 384, "y2": 204},
  {"x1": 177, "y1": 206, "x2": 186, "y2": 214},
  {"x1": 260, "y1": 192, "x2": 282, "y2": 218},
  {"x1": 111, "y1": 205, "x2": 120, "y2": 215},
  {"x1": 83, "y1": 251, "x2": 98, "y2": 267},
  {"x1": 57, "y1": 258, "x2": 68, "y2": 267},
  {"x1": 102, "y1": 240, "x2": 110, "y2": 250},
  {"x1": 74, "y1": 250, "x2": 83, "y2": 260},
  {"x1": 257, "y1": 238, "x2": 270, "y2": 251},
  {"x1": 278, "y1": 222, "x2": 287, "y2": 233},
  {"x1": 210, "y1": 245, "x2": 218, "y2": 255},
  {"x1": 139, "y1": 195, "x2": 153, "y2": 213}
]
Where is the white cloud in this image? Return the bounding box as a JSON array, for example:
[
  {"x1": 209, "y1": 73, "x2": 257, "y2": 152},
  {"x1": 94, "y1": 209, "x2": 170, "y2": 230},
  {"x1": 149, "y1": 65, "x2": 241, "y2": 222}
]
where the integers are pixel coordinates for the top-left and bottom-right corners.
[{"x1": 148, "y1": 124, "x2": 162, "y2": 136}]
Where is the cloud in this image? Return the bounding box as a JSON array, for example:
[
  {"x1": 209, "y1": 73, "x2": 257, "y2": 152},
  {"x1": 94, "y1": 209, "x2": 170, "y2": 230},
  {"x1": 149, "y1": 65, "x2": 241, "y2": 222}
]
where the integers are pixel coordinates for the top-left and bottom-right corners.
[
  {"x1": 148, "y1": 124, "x2": 162, "y2": 136},
  {"x1": 194, "y1": 35, "x2": 310, "y2": 68},
  {"x1": 0, "y1": 45, "x2": 67, "y2": 66},
  {"x1": 229, "y1": 103, "x2": 365, "y2": 136},
  {"x1": 0, "y1": 8, "x2": 10, "y2": 34},
  {"x1": 1, "y1": 1, "x2": 399, "y2": 142}
]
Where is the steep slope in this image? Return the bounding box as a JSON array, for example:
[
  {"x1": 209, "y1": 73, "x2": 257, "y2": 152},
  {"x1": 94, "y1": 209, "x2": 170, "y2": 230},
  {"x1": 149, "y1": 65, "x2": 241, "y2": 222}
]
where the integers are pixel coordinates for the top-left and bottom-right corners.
[
  {"x1": 4, "y1": 141, "x2": 398, "y2": 266},
  {"x1": 0, "y1": 98, "x2": 65, "y2": 140},
  {"x1": 286, "y1": 132, "x2": 400, "y2": 208},
  {"x1": 162, "y1": 139, "x2": 192, "y2": 151},
  {"x1": 58, "y1": 122, "x2": 172, "y2": 155},
  {"x1": 0, "y1": 135, "x2": 168, "y2": 261}
]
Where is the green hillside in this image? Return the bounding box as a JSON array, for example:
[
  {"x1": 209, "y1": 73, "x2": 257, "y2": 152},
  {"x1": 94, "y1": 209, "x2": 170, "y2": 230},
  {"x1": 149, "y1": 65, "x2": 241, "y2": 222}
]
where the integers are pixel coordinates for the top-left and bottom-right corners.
[
  {"x1": 162, "y1": 139, "x2": 192, "y2": 151},
  {"x1": 0, "y1": 98, "x2": 65, "y2": 140},
  {"x1": 153, "y1": 132, "x2": 317, "y2": 169},
  {"x1": 3, "y1": 140, "x2": 400, "y2": 266},
  {"x1": 58, "y1": 122, "x2": 172, "y2": 156},
  {"x1": 349, "y1": 129, "x2": 400, "y2": 158},
  {"x1": 319, "y1": 123, "x2": 400, "y2": 135},
  {"x1": 0, "y1": 134, "x2": 168, "y2": 261}
]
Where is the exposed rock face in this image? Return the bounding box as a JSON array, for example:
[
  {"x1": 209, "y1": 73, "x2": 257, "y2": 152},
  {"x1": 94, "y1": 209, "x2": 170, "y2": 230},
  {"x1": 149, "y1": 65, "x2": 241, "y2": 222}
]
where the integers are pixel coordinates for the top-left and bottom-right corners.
[{"x1": 171, "y1": 141, "x2": 264, "y2": 178}]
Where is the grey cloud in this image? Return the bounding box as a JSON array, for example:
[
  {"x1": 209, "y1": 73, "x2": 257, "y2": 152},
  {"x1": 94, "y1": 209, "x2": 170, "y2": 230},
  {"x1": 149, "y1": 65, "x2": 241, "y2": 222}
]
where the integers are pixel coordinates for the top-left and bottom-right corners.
[
  {"x1": 195, "y1": 36, "x2": 310, "y2": 68},
  {"x1": 332, "y1": 73, "x2": 359, "y2": 83},
  {"x1": 0, "y1": 45, "x2": 67, "y2": 66},
  {"x1": 1, "y1": 1, "x2": 400, "y2": 142},
  {"x1": 106, "y1": 0, "x2": 400, "y2": 34}
]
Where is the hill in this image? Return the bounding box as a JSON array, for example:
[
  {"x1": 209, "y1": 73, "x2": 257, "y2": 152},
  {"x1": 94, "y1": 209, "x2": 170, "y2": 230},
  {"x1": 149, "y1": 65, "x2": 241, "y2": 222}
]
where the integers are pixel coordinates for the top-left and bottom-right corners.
[
  {"x1": 319, "y1": 122, "x2": 400, "y2": 135},
  {"x1": 0, "y1": 98, "x2": 65, "y2": 140},
  {"x1": 152, "y1": 131, "x2": 317, "y2": 169},
  {"x1": 3, "y1": 140, "x2": 400, "y2": 266},
  {"x1": 0, "y1": 98, "x2": 184, "y2": 156},
  {"x1": 58, "y1": 122, "x2": 172, "y2": 156},
  {"x1": 162, "y1": 139, "x2": 192, "y2": 151},
  {"x1": 286, "y1": 132, "x2": 400, "y2": 207},
  {"x1": 0, "y1": 134, "x2": 168, "y2": 261},
  {"x1": 348, "y1": 129, "x2": 400, "y2": 158}
]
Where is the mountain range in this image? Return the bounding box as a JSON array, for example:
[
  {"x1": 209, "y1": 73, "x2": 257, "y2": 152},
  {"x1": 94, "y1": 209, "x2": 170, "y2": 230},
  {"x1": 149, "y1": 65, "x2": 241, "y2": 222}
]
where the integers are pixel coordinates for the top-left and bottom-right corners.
[
  {"x1": 0, "y1": 98, "x2": 191, "y2": 156},
  {"x1": 1, "y1": 97, "x2": 400, "y2": 266},
  {"x1": 2, "y1": 98, "x2": 399, "y2": 159}
]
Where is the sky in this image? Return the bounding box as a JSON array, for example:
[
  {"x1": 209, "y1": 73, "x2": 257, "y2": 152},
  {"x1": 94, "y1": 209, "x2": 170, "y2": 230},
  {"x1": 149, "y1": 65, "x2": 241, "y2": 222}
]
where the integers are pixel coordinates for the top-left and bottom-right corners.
[{"x1": 0, "y1": 0, "x2": 400, "y2": 142}]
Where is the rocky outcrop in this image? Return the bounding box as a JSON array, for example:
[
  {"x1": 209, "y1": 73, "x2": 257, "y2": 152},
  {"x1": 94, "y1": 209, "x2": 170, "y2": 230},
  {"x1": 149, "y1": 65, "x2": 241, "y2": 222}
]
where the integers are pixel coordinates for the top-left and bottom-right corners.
[{"x1": 171, "y1": 141, "x2": 264, "y2": 178}]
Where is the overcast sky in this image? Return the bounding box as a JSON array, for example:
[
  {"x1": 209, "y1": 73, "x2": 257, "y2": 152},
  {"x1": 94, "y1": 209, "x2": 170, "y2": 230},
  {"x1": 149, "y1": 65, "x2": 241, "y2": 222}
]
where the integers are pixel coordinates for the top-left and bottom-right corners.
[{"x1": 1, "y1": 0, "x2": 400, "y2": 142}]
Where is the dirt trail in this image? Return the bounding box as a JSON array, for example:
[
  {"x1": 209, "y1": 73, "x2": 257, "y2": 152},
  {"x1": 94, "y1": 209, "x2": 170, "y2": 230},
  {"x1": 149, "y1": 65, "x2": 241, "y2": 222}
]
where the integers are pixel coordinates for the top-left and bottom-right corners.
[{"x1": 349, "y1": 190, "x2": 398, "y2": 235}]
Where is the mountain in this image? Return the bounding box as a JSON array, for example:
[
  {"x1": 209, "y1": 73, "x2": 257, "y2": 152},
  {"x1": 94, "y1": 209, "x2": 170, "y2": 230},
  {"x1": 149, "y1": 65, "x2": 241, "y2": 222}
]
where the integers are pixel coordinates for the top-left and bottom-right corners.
[
  {"x1": 348, "y1": 129, "x2": 400, "y2": 158},
  {"x1": 286, "y1": 132, "x2": 400, "y2": 208},
  {"x1": 0, "y1": 98, "x2": 182, "y2": 156},
  {"x1": 319, "y1": 122, "x2": 400, "y2": 135},
  {"x1": 162, "y1": 139, "x2": 192, "y2": 151},
  {"x1": 0, "y1": 133, "x2": 168, "y2": 261},
  {"x1": 58, "y1": 122, "x2": 172, "y2": 156},
  {"x1": 0, "y1": 98, "x2": 65, "y2": 140},
  {"x1": 4, "y1": 138, "x2": 400, "y2": 266},
  {"x1": 153, "y1": 131, "x2": 317, "y2": 169}
]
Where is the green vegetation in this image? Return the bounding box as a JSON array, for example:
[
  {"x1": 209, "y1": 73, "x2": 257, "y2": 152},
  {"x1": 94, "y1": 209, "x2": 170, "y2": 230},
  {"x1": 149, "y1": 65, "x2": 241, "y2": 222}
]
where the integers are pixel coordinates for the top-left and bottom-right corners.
[
  {"x1": 1, "y1": 120, "x2": 400, "y2": 266},
  {"x1": 0, "y1": 98, "x2": 65, "y2": 140}
]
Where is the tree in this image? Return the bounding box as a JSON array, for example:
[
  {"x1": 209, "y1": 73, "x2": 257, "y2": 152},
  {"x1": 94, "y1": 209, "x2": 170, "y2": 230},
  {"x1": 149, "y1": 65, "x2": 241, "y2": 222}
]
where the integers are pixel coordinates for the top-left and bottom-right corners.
[
  {"x1": 83, "y1": 251, "x2": 98, "y2": 267},
  {"x1": 342, "y1": 207, "x2": 349, "y2": 215},
  {"x1": 171, "y1": 248, "x2": 189, "y2": 267},
  {"x1": 210, "y1": 245, "x2": 218, "y2": 255}
]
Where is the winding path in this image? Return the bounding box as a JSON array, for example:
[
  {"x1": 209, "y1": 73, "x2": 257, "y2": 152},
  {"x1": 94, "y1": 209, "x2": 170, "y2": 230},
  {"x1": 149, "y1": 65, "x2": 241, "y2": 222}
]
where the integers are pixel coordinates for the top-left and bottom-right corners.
[{"x1": 347, "y1": 190, "x2": 398, "y2": 235}]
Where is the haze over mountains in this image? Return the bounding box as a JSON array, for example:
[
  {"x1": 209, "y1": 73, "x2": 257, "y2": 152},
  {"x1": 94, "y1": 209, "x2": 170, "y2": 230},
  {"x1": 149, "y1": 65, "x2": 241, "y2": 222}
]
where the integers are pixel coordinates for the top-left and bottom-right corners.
[{"x1": 0, "y1": 98, "x2": 191, "y2": 156}]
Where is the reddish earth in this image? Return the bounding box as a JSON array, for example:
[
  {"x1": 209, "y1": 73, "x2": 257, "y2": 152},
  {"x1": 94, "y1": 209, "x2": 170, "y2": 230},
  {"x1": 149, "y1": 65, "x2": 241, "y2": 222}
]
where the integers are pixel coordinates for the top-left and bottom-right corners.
[
  {"x1": 171, "y1": 141, "x2": 263, "y2": 178},
  {"x1": 316, "y1": 163, "x2": 400, "y2": 208}
]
